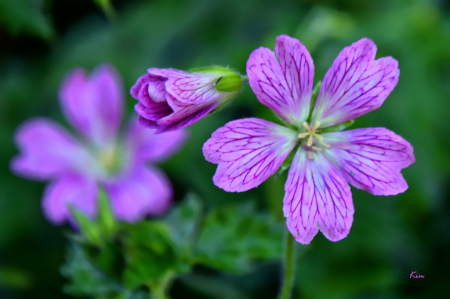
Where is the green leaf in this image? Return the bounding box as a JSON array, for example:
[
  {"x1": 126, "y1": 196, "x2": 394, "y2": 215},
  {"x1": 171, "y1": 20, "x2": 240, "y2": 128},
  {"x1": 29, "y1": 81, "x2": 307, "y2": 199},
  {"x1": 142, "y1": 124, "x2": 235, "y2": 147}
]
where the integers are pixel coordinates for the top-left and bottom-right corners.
[
  {"x1": 61, "y1": 242, "x2": 122, "y2": 297},
  {"x1": 69, "y1": 206, "x2": 102, "y2": 246},
  {"x1": 0, "y1": 0, "x2": 54, "y2": 40},
  {"x1": 165, "y1": 193, "x2": 202, "y2": 251},
  {"x1": 122, "y1": 222, "x2": 178, "y2": 289},
  {"x1": 193, "y1": 202, "x2": 283, "y2": 273},
  {"x1": 98, "y1": 188, "x2": 117, "y2": 239}
]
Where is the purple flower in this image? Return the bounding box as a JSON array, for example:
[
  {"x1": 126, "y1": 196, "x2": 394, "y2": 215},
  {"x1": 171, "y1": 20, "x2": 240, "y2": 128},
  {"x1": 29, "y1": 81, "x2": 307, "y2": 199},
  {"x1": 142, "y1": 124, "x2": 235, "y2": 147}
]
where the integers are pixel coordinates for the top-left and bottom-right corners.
[
  {"x1": 130, "y1": 67, "x2": 243, "y2": 133},
  {"x1": 10, "y1": 64, "x2": 188, "y2": 225},
  {"x1": 203, "y1": 35, "x2": 415, "y2": 244}
]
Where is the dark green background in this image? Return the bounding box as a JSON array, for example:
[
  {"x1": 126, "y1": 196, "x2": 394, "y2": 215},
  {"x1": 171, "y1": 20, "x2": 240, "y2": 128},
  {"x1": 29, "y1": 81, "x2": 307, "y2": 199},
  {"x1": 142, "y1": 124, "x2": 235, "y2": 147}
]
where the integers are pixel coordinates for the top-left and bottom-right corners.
[{"x1": 1, "y1": 0, "x2": 449, "y2": 298}]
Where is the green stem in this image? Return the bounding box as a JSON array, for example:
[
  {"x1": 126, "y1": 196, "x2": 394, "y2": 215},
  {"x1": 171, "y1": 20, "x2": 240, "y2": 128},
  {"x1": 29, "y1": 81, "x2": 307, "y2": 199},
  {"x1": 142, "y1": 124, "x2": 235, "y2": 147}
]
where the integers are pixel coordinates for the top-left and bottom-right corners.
[
  {"x1": 278, "y1": 232, "x2": 296, "y2": 299},
  {"x1": 149, "y1": 272, "x2": 174, "y2": 299},
  {"x1": 241, "y1": 75, "x2": 249, "y2": 83}
]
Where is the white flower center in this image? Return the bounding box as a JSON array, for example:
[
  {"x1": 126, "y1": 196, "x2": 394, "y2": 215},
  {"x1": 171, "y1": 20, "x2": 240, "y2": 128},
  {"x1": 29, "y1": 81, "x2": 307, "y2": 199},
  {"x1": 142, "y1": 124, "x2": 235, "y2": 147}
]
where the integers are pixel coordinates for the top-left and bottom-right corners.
[{"x1": 298, "y1": 122, "x2": 331, "y2": 160}]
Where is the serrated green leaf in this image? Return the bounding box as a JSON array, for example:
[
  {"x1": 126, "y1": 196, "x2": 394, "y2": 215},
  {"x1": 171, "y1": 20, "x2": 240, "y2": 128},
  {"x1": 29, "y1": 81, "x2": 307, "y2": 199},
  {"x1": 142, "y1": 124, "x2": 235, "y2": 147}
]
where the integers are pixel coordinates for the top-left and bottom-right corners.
[
  {"x1": 122, "y1": 222, "x2": 178, "y2": 289},
  {"x1": 193, "y1": 202, "x2": 283, "y2": 273},
  {"x1": 165, "y1": 193, "x2": 202, "y2": 251},
  {"x1": 69, "y1": 205, "x2": 102, "y2": 246},
  {"x1": 61, "y1": 242, "x2": 122, "y2": 297}
]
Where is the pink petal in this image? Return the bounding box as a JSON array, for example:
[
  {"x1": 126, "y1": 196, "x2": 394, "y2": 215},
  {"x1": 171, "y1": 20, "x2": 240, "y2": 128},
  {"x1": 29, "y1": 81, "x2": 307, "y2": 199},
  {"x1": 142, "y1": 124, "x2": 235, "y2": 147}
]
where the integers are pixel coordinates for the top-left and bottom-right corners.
[
  {"x1": 149, "y1": 68, "x2": 228, "y2": 104},
  {"x1": 105, "y1": 167, "x2": 173, "y2": 223},
  {"x1": 59, "y1": 64, "x2": 124, "y2": 145},
  {"x1": 312, "y1": 38, "x2": 399, "y2": 127},
  {"x1": 155, "y1": 100, "x2": 220, "y2": 134},
  {"x1": 323, "y1": 128, "x2": 415, "y2": 195},
  {"x1": 130, "y1": 72, "x2": 167, "y2": 103},
  {"x1": 10, "y1": 118, "x2": 94, "y2": 180},
  {"x1": 125, "y1": 117, "x2": 189, "y2": 164},
  {"x1": 283, "y1": 150, "x2": 354, "y2": 244},
  {"x1": 135, "y1": 102, "x2": 173, "y2": 121},
  {"x1": 203, "y1": 118, "x2": 298, "y2": 192},
  {"x1": 42, "y1": 174, "x2": 98, "y2": 225},
  {"x1": 247, "y1": 35, "x2": 314, "y2": 127}
]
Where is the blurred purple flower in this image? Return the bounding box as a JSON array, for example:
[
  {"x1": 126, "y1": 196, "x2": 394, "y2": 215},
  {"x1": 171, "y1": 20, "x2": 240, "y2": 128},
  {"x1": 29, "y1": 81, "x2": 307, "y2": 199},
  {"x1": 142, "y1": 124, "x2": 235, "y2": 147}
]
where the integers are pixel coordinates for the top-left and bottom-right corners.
[
  {"x1": 10, "y1": 64, "x2": 188, "y2": 224},
  {"x1": 203, "y1": 35, "x2": 415, "y2": 244},
  {"x1": 130, "y1": 67, "x2": 242, "y2": 133}
]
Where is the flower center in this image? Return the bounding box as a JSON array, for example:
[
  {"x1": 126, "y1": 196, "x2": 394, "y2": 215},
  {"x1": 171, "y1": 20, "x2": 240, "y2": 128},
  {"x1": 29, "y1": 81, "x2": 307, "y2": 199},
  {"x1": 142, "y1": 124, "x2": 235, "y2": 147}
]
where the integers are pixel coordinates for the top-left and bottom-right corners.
[
  {"x1": 298, "y1": 122, "x2": 331, "y2": 160},
  {"x1": 98, "y1": 146, "x2": 123, "y2": 176}
]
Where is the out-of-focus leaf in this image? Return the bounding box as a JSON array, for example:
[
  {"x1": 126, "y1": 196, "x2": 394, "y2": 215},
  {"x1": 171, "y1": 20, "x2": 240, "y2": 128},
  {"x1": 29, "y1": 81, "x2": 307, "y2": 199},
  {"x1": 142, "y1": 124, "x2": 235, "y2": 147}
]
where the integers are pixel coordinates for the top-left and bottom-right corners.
[
  {"x1": 122, "y1": 222, "x2": 178, "y2": 289},
  {"x1": 0, "y1": 0, "x2": 53, "y2": 39},
  {"x1": 193, "y1": 202, "x2": 283, "y2": 273},
  {"x1": 98, "y1": 188, "x2": 117, "y2": 239},
  {"x1": 165, "y1": 193, "x2": 202, "y2": 250},
  {"x1": 69, "y1": 206, "x2": 102, "y2": 246},
  {"x1": 0, "y1": 267, "x2": 33, "y2": 290},
  {"x1": 61, "y1": 242, "x2": 122, "y2": 297}
]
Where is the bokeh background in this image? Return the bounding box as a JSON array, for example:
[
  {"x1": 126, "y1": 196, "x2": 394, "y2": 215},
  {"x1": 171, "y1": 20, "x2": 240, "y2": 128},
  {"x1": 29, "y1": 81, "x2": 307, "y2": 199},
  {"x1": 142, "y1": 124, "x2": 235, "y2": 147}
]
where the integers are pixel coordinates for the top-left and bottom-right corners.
[{"x1": 1, "y1": 0, "x2": 450, "y2": 298}]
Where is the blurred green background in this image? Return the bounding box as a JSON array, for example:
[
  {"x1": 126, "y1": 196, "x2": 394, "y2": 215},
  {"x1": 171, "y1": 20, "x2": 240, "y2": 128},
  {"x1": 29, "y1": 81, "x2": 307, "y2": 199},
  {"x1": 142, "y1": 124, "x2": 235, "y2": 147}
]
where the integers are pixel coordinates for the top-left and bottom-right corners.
[{"x1": 1, "y1": 0, "x2": 450, "y2": 298}]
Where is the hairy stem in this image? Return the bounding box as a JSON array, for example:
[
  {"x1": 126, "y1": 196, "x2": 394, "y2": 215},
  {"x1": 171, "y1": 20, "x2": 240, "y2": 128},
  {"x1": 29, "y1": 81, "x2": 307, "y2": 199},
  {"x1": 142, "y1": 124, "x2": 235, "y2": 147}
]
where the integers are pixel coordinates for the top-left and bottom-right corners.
[{"x1": 278, "y1": 232, "x2": 296, "y2": 299}]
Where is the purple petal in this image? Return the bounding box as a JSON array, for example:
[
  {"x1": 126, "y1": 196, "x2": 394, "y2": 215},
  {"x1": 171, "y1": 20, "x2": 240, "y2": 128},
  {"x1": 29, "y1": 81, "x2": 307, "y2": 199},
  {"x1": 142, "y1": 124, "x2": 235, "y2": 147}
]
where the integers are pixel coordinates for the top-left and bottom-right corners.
[
  {"x1": 10, "y1": 118, "x2": 94, "y2": 180},
  {"x1": 203, "y1": 118, "x2": 298, "y2": 192},
  {"x1": 283, "y1": 150, "x2": 354, "y2": 244},
  {"x1": 312, "y1": 38, "x2": 399, "y2": 127},
  {"x1": 125, "y1": 117, "x2": 189, "y2": 164},
  {"x1": 135, "y1": 102, "x2": 173, "y2": 121},
  {"x1": 42, "y1": 174, "x2": 98, "y2": 225},
  {"x1": 130, "y1": 72, "x2": 168, "y2": 103},
  {"x1": 105, "y1": 167, "x2": 173, "y2": 223},
  {"x1": 247, "y1": 35, "x2": 314, "y2": 127},
  {"x1": 323, "y1": 128, "x2": 415, "y2": 195},
  {"x1": 59, "y1": 64, "x2": 124, "y2": 145},
  {"x1": 155, "y1": 100, "x2": 219, "y2": 134},
  {"x1": 149, "y1": 68, "x2": 228, "y2": 104}
]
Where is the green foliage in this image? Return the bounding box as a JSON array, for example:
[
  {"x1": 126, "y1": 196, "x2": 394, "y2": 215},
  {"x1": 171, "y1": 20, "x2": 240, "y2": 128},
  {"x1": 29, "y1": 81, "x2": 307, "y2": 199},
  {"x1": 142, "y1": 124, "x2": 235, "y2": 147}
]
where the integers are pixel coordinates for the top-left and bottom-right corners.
[
  {"x1": 122, "y1": 222, "x2": 178, "y2": 289},
  {"x1": 0, "y1": 0, "x2": 53, "y2": 39},
  {"x1": 193, "y1": 202, "x2": 283, "y2": 273},
  {"x1": 61, "y1": 193, "x2": 284, "y2": 298},
  {"x1": 165, "y1": 193, "x2": 202, "y2": 252},
  {"x1": 69, "y1": 189, "x2": 118, "y2": 246},
  {"x1": 61, "y1": 243, "x2": 122, "y2": 297}
]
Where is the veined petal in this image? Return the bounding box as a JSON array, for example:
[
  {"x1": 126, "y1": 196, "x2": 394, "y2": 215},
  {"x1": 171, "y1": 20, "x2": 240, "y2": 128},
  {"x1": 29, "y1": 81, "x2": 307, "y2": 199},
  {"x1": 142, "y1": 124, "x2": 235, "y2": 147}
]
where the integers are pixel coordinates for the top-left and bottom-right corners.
[
  {"x1": 203, "y1": 118, "x2": 298, "y2": 192},
  {"x1": 10, "y1": 118, "x2": 94, "y2": 180},
  {"x1": 105, "y1": 167, "x2": 173, "y2": 223},
  {"x1": 42, "y1": 174, "x2": 98, "y2": 225},
  {"x1": 59, "y1": 64, "x2": 124, "y2": 146},
  {"x1": 312, "y1": 38, "x2": 399, "y2": 127},
  {"x1": 154, "y1": 95, "x2": 220, "y2": 133},
  {"x1": 283, "y1": 150, "x2": 354, "y2": 244},
  {"x1": 323, "y1": 128, "x2": 415, "y2": 195},
  {"x1": 125, "y1": 117, "x2": 189, "y2": 164},
  {"x1": 247, "y1": 35, "x2": 314, "y2": 127},
  {"x1": 130, "y1": 72, "x2": 167, "y2": 103},
  {"x1": 150, "y1": 68, "x2": 227, "y2": 104},
  {"x1": 135, "y1": 102, "x2": 172, "y2": 121}
]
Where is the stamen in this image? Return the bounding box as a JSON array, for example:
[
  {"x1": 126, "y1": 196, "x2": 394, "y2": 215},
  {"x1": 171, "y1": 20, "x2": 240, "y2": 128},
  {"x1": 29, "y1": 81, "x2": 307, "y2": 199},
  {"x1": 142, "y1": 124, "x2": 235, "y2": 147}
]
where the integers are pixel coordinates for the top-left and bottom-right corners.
[
  {"x1": 312, "y1": 146, "x2": 322, "y2": 152},
  {"x1": 302, "y1": 122, "x2": 310, "y2": 131},
  {"x1": 298, "y1": 132, "x2": 309, "y2": 138},
  {"x1": 307, "y1": 135, "x2": 313, "y2": 146},
  {"x1": 321, "y1": 141, "x2": 331, "y2": 149},
  {"x1": 307, "y1": 151, "x2": 314, "y2": 160},
  {"x1": 312, "y1": 122, "x2": 321, "y2": 131},
  {"x1": 314, "y1": 134, "x2": 323, "y2": 141}
]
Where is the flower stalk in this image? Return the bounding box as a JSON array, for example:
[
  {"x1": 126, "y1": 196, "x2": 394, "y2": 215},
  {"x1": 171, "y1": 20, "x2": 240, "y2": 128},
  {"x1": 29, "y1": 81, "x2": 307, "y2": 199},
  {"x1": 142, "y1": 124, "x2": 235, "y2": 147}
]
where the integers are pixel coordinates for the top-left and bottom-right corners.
[{"x1": 278, "y1": 231, "x2": 296, "y2": 299}]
